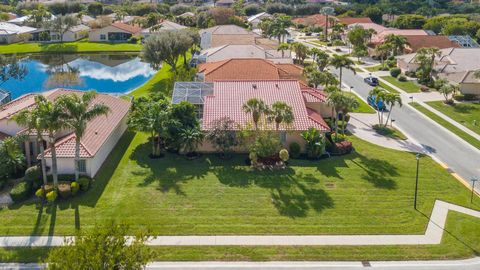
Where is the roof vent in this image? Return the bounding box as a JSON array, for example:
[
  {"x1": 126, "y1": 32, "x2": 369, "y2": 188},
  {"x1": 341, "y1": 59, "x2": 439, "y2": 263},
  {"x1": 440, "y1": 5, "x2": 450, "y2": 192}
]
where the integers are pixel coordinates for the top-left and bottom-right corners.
[
  {"x1": 275, "y1": 83, "x2": 279, "y2": 88},
  {"x1": 252, "y1": 84, "x2": 257, "y2": 89},
  {"x1": 95, "y1": 131, "x2": 98, "y2": 135}
]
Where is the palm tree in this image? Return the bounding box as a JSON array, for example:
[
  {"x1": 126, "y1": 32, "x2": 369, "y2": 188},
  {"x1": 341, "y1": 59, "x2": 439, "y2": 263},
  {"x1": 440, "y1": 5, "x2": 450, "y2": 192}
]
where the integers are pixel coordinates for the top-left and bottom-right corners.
[
  {"x1": 35, "y1": 95, "x2": 65, "y2": 188},
  {"x1": 384, "y1": 34, "x2": 408, "y2": 56},
  {"x1": 57, "y1": 91, "x2": 110, "y2": 181},
  {"x1": 267, "y1": 101, "x2": 294, "y2": 131},
  {"x1": 242, "y1": 98, "x2": 268, "y2": 130},
  {"x1": 290, "y1": 42, "x2": 309, "y2": 64},
  {"x1": 13, "y1": 107, "x2": 48, "y2": 185},
  {"x1": 314, "y1": 50, "x2": 330, "y2": 71},
  {"x1": 277, "y1": 43, "x2": 290, "y2": 58},
  {"x1": 330, "y1": 54, "x2": 356, "y2": 88},
  {"x1": 368, "y1": 87, "x2": 388, "y2": 125},
  {"x1": 321, "y1": 6, "x2": 335, "y2": 41},
  {"x1": 415, "y1": 47, "x2": 441, "y2": 83},
  {"x1": 383, "y1": 92, "x2": 402, "y2": 127},
  {"x1": 327, "y1": 91, "x2": 344, "y2": 140},
  {"x1": 309, "y1": 48, "x2": 323, "y2": 61},
  {"x1": 375, "y1": 43, "x2": 391, "y2": 67},
  {"x1": 179, "y1": 127, "x2": 204, "y2": 156},
  {"x1": 338, "y1": 95, "x2": 359, "y2": 135}
]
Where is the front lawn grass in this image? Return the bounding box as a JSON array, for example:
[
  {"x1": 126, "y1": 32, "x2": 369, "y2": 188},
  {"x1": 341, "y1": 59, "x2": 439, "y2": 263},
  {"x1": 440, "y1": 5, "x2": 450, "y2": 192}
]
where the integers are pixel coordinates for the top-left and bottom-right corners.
[
  {"x1": 344, "y1": 92, "x2": 375, "y2": 114},
  {"x1": 379, "y1": 81, "x2": 398, "y2": 93},
  {"x1": 0, "y1": 40, "x2": 142, "y2": 54},
  {"x1": 373, "y1": 124, "x2": 408, "y2": 140},
  {"x1": 364, "y1": 65, "x2": 384, "y2": 72},
  {"x1": 426, "y1": 101, "x2": 480, "y2": 136},
  {"x1": 380, "y1": 76, "x2": 420, "y2": 93},
  {"x1": 0, "y1": 132, "x2": 477, "y2": 237},
  {"x1": 410, "y1": 102, "x2": 480, "y2": 150}
]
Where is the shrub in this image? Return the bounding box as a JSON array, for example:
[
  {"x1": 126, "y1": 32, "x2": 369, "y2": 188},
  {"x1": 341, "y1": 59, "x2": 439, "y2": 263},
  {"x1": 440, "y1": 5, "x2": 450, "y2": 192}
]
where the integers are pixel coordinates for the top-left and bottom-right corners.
[
  {"x1": 10, "y1": 182, "x2": 32, "y2": 203},
  {"x1": 251, "y1": 132, "x2": 281, "y2": 158},
  {"x1": 333, "y1": 140, "x2": 353, "y2": 155},
  {"x1": 332, "y1": 39, "x2": 344, "y2": 46},
  {"x1": 43, "y1": 183, "x2": 54, "y2": 194},
  {"x1": 398, "y1": 75, "x2": 407, "y2": 82},
  {"x1": 78, "y1": 177, "x2": 90, "y2": 191},
  {"x1": 289, "y1": 142, "x2": 301, "y2": 159},
  {"x1": 386, "y1": 59, "x2": 396, "y2": 68},
  {"x1": 249, "y1": 152, "x2": 258, "y2": 165},
  {"x1": 58, "y1": 182, "x2": 72, "y2": 199},
  {"x1": 71, "y1": 182, "x2": 80, "y2": 195},
  {"x1": 405, "y1": 71, "x2": 417, "y2": 78},
  {"x1": 279, "y1": 149, "x2": 289, "y2": 162},
  {"x1": 46, "y1": 190, "x2": 57, "y2": 203},
  {"x1": 381, "y1": 66, "x2": 390, "y2": 71},
  {"x1": 24, "y1": 166, "x2": 42, "y2": 189},
  {"x1": 390, "y1": 68, "x2": 401, "y2": 78},
  {"x1": 420, "y1": 86, "x2": 430, "y2": 92},
  {"x1": 129, "y1": 35, "x2": 140, "y2": 44},
  {"x1": 35, "y1": 188, "x2": 44, "y2": 199}
]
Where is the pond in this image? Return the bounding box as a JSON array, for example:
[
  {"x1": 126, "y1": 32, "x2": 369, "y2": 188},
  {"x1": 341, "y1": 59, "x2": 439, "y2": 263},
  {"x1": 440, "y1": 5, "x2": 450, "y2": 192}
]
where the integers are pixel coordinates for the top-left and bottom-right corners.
[{"x1": 1, "y1": 53, "x2": 156, "y2": 99}]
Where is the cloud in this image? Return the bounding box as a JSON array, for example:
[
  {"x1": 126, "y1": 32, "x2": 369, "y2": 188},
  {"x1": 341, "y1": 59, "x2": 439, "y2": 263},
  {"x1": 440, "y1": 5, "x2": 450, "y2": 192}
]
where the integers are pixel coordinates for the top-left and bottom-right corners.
[{"x1": 69, "y1": 58, "x2": 156, "y2": 82}]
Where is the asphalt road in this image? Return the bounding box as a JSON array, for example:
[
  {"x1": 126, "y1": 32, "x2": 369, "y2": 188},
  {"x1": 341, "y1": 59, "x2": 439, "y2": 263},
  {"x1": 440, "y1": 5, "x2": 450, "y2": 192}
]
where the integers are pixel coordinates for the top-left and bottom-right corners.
[{"x1": 331, "y1": 67, "x2": 480, "y2": 192}]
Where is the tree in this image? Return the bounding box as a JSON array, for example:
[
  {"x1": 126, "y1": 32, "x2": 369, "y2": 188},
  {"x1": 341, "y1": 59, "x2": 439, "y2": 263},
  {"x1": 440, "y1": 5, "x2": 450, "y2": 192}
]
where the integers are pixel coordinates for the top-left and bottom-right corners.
[
  {"x1": 48, "y1": 15, "x2": 78, "y2": 43},
  {"x1": 0, "y1": 55, "x2": 28, "y2": 87},
  {"x1": 28, "y1": 5, "x2": 52, "y2": 28},
  {"x1": 435, "y1": 80, "x2": 458, "y2": 104},
  {"x1": 369, "y1": 87, "x2": 387, "y2": 125},
  {"x1": 179, "y1": 126, "x2": 204, "y2": 155},
  {"x1": 375, "y1": 43, "x2": 391, "y2": 66},
  {"x1": 327, "y1": 91, "x2": 343, "y2": 140},
  {"x1": 321, "y1": 6, "x2": 335, "y2": 41},
  {"x1": 35, "y1": 95, "x2": 65, "y2": 188},
  {"x1": 290, "y1": 42, "x2": 309, "y2": 64},
  {"x1": 337, "y1": 95, "x2": 359, "y2": 136},
  {"x1": 415, "y1": 47, "x2": 441, "y2": 84},
  {"x1": 277, "y1": 43, "x2": 290, "y2": 58},
  {"x1": 314, "y1": 50, "x2": 330, "y2": 71},
  {"x1": 143, "y1": 30, "x2": 193, "y2": 79},
  {"x1": 301, "y1": 128, "x2": 326, "y2": 159},
  {"x1": 57, "y1": 91, "x2": 109, "y2": 181},
  {"x1": 362, "y1": 6, "x2": 383, "y2": 24},
  {"x1": 393, "y1": 14, "x2": 426, "y2": 29},
  {"x1": 242, "y1": 98, "x2": 268, "y2": 130},
  {"x1": 267, "y1": 101, "x2": 294, "y2": 131},
  {"x1": 383, "y1": 34, "x2": 408, "y2": 56},
  {"x1": 0, "y1": 136, "x2": 25, "y2": 181},
  {"x1": 87, "y1": 2, "x2": 103, "y2": 17},
  {"x1": 13, "y1": 107, "x2": 48, "y2": 185},
  {"x1": 382, "y1": 92, "x2": 402, "y2": 127},
  {"x1": 347, "y1": 26, "x2": 369, "y2": 52},
  {"x1": 206, "y1": 117, "x2": 239, "y2": 157},
  {"x1": 329, "y1": 54, "x2": 356, "y2": 88},
  {"x1": 209, "y1": 7, "x2": 235, "y2": 25},
  {"x1": 46, "y1": 223, "x2": 154, "y2": 270},
  {"x1": 128, "y1": 97, "x2": 171, "y2": 157}
]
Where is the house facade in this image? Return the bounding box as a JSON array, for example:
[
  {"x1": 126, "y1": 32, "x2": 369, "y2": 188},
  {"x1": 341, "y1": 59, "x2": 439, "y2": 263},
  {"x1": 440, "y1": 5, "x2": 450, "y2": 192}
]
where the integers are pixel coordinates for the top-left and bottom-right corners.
[
  {"x1": 89, "y1": 22, "x2": 142, "y2": 42},
  {"x1": 0, "y1": 89, "x2": 131, "y2": 178},
  {"x1": 0, "y1": 22, "x2": 36, "y2": 44},
  {"x1": 49, "y1": 24, "x2": 91, "y2": 42}
]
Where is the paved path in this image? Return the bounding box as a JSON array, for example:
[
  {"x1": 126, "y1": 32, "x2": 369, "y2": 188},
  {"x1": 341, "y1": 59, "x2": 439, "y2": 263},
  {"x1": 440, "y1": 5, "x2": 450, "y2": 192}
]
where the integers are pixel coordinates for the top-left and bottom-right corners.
[
  {"x1": 3, "y1": 257, "x2": 480, "y2": 270},
  {"x1": 347, "y1": 113, "x2": 423, "y2": 152},
  {"x1": 0, "y1": 200, "x2": 478, "y2": 247}
]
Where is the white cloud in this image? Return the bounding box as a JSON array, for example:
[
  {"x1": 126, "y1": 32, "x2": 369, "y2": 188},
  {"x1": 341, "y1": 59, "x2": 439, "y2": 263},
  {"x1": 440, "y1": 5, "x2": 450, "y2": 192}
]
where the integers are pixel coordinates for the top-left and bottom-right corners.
[{"x1": 69, "y1": 58, "x2": 156, "y2": 82}]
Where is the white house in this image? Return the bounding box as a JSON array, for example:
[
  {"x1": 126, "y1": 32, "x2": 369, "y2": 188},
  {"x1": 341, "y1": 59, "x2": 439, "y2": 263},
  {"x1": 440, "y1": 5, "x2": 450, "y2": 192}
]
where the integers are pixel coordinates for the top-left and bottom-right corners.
[
  {"x1": 140, "y1": 20, "x2": 187, "y2": 39},
  {"x1": 0, "y1": 89, "x2": 131, "y2": 178},
  {"x1": 50, "y1": 24, "x2": 90, "y2": 42},
  {"x1": 247, "y1": 12, "x2": 272, "y2": 29},
  {"x1": 0, "y1": 22, "x2": 36, "y2": 44}
]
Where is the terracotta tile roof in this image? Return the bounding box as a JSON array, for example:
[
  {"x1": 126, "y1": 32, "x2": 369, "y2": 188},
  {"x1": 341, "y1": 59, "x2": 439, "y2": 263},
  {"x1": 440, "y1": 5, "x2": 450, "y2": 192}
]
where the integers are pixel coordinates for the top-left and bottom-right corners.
[
  {"x1": 202, "y1": 80, "x2": 330, "y2": 132},
  {"x1": 293, "y1": 14, "x2": 332, "y2": 28},
  {"x1": 110, "y1": 22, "x2": 142, "y2": 34},
  {"x1": 337, "y1": 17, "x2": 373, "y2": 25},
  {"x1": 302, "y1": 89, "x2": 327, "y2": 103},
  {"x1": 403, "y1": 35, "x2": 460, "y2": 53},
  {"x1": 349, "y1": 23, "x2": 387, "y2": 33},
  {"x1": 198, "y1": 59, "x2": 304, "y2": 82},
  {"x1": 371, "y1": 29, "x2": 428, "y2": 44}
]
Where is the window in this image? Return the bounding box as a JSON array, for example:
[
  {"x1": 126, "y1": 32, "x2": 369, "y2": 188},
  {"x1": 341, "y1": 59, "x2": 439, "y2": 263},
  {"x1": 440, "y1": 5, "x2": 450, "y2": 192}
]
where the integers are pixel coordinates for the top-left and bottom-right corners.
[
  {"x1": 77, "y1": 160, "x2": 87, "y2": 173},
  {"x1": 279, "y1": 132, "x2": 287, "y2": 144},
  {"x1": 100, "y1": 34, "x2": 106, "y2": 40}
]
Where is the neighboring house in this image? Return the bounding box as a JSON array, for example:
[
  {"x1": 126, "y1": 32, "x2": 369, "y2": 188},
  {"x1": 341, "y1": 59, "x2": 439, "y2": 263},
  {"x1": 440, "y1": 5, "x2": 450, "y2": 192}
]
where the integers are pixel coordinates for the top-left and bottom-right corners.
[
  {"x1": 192, "y1": 44, "x2": 293, "y2": 65},
  {"x1": 177, "y1": 12, "x2": 196, "y2": 19},
  {"x1": 397, "y1": 48, "x2": 480, "y2": 95},
  {"x1": 292, "y1": 15, "x2": 372, "y2": 28},
  {"x1": 196, "y1": 80, "x2": 330, "y2": 152},
  {"x1": 0, "y1": 89, "x2": 131, "y2": 177},
  {"x1": 197, "y1": 58, "x2": 304, "y2": 83},
  {"x1": 89, "y1": 22, "x2": 142, "y2": 42},
  {"x1": 402, "y1": 35, "x2": 459, "y2": 53},
  {"x1": 0, "y1": 22, "x2": 36, "y2": 44},
  {"x1": 140, "y1": 20, "x2": 187, "y2": 39},
  {"x1": 215, "y1": 0, "x2": 234, "y2": 7},
  {"x1": 348, "y1": 23, "x2": 387, "y2": 34},
  {"x1": 200, "y1": 24, "x2": 257, "y2": 49},
  {"x1": 0, "y1": 89, "x2": 11, "y2": 105},
  {"x1": 71, "y1": 13, "x2": 95, "y2": 25},
  {"x1": 8, "y1": 14, "x2": 56, "y2": 26},
  {"x1": 248, "y1": 12, "x2": 272, "y2": 29},
  {"x1": 337, "y1": 17, "x2": 373, "y2": 25},
  {"x1": 49, "y1": 24, "x2": 90, "y2": 42},
  {"x1": 370, "y1": 29, "x2": 429, "y2": 45}
]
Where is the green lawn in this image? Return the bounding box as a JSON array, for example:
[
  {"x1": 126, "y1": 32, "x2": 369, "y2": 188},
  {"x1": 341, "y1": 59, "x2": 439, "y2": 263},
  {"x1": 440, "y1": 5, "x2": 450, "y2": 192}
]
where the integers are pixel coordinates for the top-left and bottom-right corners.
[
  {"x1": 380, "y1": 76, "x2": 420, "y2": 93},
  {"x1": 364, "y1": 65, "x2": 384, "y2": 72},
  {"x1": 379, "y1": 81, "x2": 398, "y2": 93},
  {"x1": 426, "y1": 101, "x2": 480, "y2": 136},
  {"x1": 0, "y1": 40, "x2": 142, "y2": 54},
  {"x1": 373, "y1": 124, "x2": 408, "y2": 140},
  {"x1": 344, "y1": 92, "x2": 376, "y2": 114},
  {"x1": 410, "y1": 103, "x2": 480, "y2": 150}
]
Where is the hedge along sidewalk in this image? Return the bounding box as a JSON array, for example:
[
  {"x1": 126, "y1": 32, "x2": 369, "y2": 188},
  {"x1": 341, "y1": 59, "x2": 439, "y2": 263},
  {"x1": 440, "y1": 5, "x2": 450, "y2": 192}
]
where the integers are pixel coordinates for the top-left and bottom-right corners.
[
  {"x1": 0, "y1": 41, "x2": 142, "y2": 54},
  {"x1": 1, "y1": 200, "x2": 479, "y2": 247}
]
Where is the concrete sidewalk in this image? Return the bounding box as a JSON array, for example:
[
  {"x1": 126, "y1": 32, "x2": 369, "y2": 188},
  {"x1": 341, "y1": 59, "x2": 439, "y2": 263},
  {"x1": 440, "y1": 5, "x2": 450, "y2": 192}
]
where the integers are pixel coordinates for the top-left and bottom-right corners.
[{"x1": 0, "y1": 200, "x2": 478, "y2": 247}]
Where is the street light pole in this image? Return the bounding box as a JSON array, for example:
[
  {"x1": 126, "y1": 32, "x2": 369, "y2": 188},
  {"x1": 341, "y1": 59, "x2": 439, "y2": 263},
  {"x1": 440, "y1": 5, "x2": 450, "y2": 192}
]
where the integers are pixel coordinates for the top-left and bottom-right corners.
[
  {"x1": 471, "y1": 177, "x2": 478, "y2": 203},
  {"x1": 414, "y1": 153, "x2": 420, "y2": 210}
]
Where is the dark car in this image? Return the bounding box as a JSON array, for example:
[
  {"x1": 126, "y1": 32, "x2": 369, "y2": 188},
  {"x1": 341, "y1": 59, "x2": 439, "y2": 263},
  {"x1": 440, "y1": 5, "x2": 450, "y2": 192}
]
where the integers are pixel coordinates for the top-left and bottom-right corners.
[
  {"x1": 364, "y1": 76, "x2": 379, "y2": 86},
  {"x1": 367, "y1": 95, "x2": 386, "y2": 111}
]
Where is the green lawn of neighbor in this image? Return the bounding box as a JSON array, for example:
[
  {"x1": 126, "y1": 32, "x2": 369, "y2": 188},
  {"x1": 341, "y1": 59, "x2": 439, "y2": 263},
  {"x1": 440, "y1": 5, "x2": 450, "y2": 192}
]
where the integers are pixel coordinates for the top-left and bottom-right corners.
[
  {"x1": 426, "y1": 101, "x2": 480, "y2": 136},
  {"x1": 364, "y1": 65, "x2": 384, "y2": 72},
  {"x1": 379, "y1": 81, "x2": 398, "y2": 93},
  {"x1": 410, "y1": 103, "x2": 480, "y2": 150},
  {"x1": 0, "y1": 40, "x2": 142, "y2": 54},
  {"x1": 380, "y1": 76, "x2": 420, "y2": 93},
  {"x1": 344, "y1": 92, "x2": 376, "y2": 114}
]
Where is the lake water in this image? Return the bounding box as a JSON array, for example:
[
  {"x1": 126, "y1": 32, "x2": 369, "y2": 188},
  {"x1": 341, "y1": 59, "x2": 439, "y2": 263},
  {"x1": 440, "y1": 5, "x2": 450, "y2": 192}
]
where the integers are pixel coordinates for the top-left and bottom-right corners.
[{"x1": 1, "y1": 53, "x2": 156, "y2": 99}]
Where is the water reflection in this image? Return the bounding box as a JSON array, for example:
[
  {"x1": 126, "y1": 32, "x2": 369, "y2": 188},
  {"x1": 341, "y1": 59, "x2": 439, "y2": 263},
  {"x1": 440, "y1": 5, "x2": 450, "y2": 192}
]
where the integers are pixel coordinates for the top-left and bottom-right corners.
[{"x1": 2, "y1": 53, "x2": 156, "y2": 98}]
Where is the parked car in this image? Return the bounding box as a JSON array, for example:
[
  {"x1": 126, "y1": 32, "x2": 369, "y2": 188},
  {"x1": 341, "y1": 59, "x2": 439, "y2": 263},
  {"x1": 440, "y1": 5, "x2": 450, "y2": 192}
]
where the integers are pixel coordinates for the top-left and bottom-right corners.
[
  {"x1": 367, "y1": 95, "x2": 386, "y2": 111},
  {"x1": 287, "y1": 38, "x2": 294, "y2": 44},
  {"x1": 364, "y1": 76, "x2": 379, "y2": 86}
]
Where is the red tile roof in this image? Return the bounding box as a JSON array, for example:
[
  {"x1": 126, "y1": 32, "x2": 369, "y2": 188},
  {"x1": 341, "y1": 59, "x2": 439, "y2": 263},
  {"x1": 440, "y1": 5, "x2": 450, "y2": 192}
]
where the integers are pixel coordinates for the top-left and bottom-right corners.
[
  {"x1": 403, "y1": 35, "x2": 459, "y2": 53},
  {"x1": 337, "y1": 17, "x2": 373, "y2": 25},
  {"x1": 110, "y1": 22, "x2": 142, "y2": 34},
  {"x1": 293, "y1": 15, "x2": 372, "y2": 27},
  {"x1": 302, "y1": 89, "x2": 327, "y2": 103},
  {"x1": 202, "y1": 80, "x2": 330, "y2": 132},
  {"x1": 198, "y1": 59, "x2": 304, "y2": 82}
]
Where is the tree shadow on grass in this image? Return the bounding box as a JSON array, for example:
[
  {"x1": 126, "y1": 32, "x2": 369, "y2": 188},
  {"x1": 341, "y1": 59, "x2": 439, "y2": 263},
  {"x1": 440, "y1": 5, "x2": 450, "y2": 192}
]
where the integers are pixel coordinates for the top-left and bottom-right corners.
[
  {"x1": 213, "y1": 160, "x2": 334, "y2": 218},
  {"x1": 350, "y1": 152, "x2": 399, "y2": 189},
  {"x1": 129, "y1": 140, "x2": 209, "y2": 195},
  {"x1": 452, "y1": 103, "x2": 478, "y2": 114}
]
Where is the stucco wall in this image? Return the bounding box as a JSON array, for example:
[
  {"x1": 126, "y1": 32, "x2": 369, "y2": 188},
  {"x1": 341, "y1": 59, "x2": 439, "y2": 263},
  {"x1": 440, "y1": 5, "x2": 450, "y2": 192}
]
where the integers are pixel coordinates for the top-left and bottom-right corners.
[
  {"x1": 397, "y1": 59, "x2": 419, "y2": 73},
  {"x1": 89, "y1": 25, "x2": 129, "y2": 42},
  {"x1": 0, "y1": 119, "x2": 23, "y2": 136},
  {"x1": 460, "y1": 83, "x2": 480, "y2": 95}
]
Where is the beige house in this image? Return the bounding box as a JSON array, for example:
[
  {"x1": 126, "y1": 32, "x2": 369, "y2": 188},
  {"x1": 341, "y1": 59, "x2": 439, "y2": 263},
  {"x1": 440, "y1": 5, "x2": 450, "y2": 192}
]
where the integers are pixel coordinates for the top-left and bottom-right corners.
[
  {"x1": 140, "y1": 20, "x2": 187, "y2": 39},
  {"x1": 0, "y1": 89, "x2": 131, "y2": 177},
  {"x1": 50, "y1": 24, "x2": 90, "y2": 42},
  {"x1": 0, "y1": 22, "x2": 36, "y2": 44},
  {"x1": 89, "y1": 22, "x2": 142, "y2": 42}
]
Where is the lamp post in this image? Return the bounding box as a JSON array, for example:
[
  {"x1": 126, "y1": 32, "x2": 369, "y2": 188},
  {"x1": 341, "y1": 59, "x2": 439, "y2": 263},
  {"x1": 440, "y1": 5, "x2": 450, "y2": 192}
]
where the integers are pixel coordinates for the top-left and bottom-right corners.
[
  {"x1": 410, "y1": 96, "x2": 414, "y2": 104},
  {"x1": 350, "y1": 86, "x2": 353, "y2": 93},
  {"x1": 414, "y1": 153, "x2": 421, "y2": 210},
  {"x1": 471, "y1": 177, "x2": 478, "y2": 203}
]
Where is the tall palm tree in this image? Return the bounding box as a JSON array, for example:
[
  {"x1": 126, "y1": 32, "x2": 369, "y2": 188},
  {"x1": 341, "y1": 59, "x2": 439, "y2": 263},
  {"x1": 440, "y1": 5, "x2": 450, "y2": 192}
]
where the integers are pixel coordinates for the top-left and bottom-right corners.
[
  {"x1": 327, "y1": 91, "x2": 344, "y2": 140},
  {"x1": 35, "y1": 95, "x2": 65, "y2": 188},
  {"x1": 383, "y1": 92, "x2": 402, "y2": 127},
  {"x1": 242, "y1": 98, "x2": 268, "y2": 130},
  {"x1": 267, "y1": 101, "x2": 294, "y2": 131},
  {"x1": 321, "y1": 6, "x2": 335, "y2": 41},
  {"x1": 315, "y1": 50, "x2": 330, "y2": 71},
  {"x1": 384, "y1": 34, "x2": 408, "y2": 56},
  {"x1": 277, "y1": 43, "x2": 290, "y2": 58},
  {"x1": 375, "y1": 43, "x2": 391, "y2": 67},
  {"x1": 415, "y1": 47, "x2": 441, "y2": 83},
  {"x1": 13, "y1": 106, "x2": 48, "y2": 185},
  {"x1": 290, "y1": 42, "x2": 309, "y2": 64},
  {"x1": 338, "y1": 95, "x2": 359, "y2": 135},
  {"x1": 330, "y1": 54, "x2": 356, "y2": 88},
  {"x1": 57, "y1": 91, "x2": 110, "y2": 181},
  {"x1": 368, "y1": 87, "x2": 388, "y2": 125}
]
